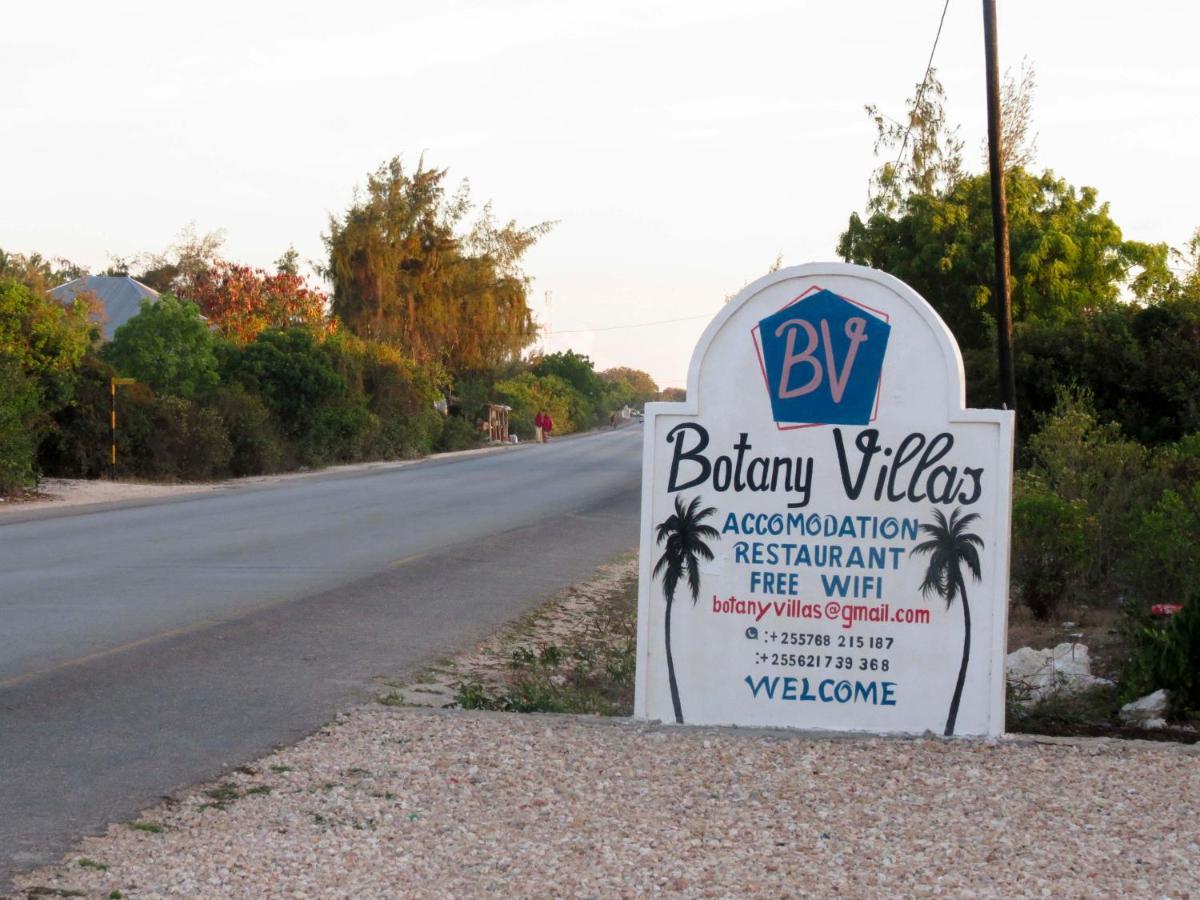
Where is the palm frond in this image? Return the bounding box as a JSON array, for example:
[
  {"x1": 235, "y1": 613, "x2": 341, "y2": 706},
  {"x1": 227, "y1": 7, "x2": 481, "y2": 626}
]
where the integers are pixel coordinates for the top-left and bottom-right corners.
[
  {"x1": 686, "y1": 555, "x2": 703, "y2": 601},
  {"x1": 950, "y1": 511, "x2": 981, "y2": 536},
  {"x1": 959, "y1": 543, "x2": 983, "y2": 581}
]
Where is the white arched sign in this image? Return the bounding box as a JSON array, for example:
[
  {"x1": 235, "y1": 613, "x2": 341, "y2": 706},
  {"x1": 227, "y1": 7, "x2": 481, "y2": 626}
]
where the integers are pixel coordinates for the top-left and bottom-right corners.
[{"x1": 634, "y1": 263, "x2": 1014, "y2": 736}]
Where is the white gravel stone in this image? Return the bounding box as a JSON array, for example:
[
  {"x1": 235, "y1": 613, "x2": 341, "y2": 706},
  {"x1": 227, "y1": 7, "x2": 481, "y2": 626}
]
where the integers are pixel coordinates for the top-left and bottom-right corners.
[{"x1": 12, "y1": 708, "x2": 1200, "y2": 898}]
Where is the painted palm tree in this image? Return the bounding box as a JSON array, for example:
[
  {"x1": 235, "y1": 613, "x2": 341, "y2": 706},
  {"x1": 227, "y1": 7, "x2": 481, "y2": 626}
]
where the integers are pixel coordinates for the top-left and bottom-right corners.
[
  {"x1": 653, "y1": 495, "x2": 718, "y2": 724},
  {"x1": 910, "y1": 507, "x2": 984, "y2": 736}
]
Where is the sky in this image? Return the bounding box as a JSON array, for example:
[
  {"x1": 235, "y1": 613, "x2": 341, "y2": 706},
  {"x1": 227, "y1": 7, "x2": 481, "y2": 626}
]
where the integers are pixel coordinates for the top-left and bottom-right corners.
[{"x1": 2, "y1": 0, "x2": 1197, "y2": 389}]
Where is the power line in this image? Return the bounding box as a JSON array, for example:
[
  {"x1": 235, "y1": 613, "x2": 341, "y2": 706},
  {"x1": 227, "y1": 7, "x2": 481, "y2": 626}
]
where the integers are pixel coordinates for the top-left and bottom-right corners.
[
  {"x1": 545, "y1": 311, "x2": 719, "y2": 335},
  {"x1": 893, "y1": 0, "x2": 953, "y2": 174}
]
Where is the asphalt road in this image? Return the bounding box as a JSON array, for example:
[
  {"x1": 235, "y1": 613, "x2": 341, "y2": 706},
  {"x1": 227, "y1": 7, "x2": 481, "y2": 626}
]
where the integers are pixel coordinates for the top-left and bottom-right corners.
[{"x1": 0, "y1": 426, "x2": 642, "y2": 888}]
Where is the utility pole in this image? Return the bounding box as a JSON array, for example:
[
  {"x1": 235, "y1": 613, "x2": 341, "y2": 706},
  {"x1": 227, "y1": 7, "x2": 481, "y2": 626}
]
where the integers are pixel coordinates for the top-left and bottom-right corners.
[{"x1": 983, "y1": 0, "x2": 1017, "y2": 412}]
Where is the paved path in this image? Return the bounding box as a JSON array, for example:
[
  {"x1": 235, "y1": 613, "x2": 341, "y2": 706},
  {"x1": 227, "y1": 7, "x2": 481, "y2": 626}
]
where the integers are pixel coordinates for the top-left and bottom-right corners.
[{"x1": 0, "y1": 427, "x2": 642, "y2": 887}]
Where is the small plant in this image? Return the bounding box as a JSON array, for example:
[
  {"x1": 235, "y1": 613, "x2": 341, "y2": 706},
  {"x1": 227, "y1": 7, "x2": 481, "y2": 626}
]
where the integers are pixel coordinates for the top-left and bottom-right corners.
[
  {"x1": 537, "y1": 644, "x2": 563, "y2": 667},
  {"x1": 245, "y1": 784, "x2": 272, "y2": 796},
  {"x1": 109, "y1": 892, "x2": 124, "y2": 899},
  {"x1": 376, "y1": 691, "x2": 406, "y2": 706},
  {"x1": 77, "y1": 858, "x2": 109, "y2": 871},
  {"x1": 455, "y1": 681, "x2": 507, "y2": 710},
  {"x1": 509, "y1": 647, "x2": 536, "y2": 669},
  {"x1": 1122, "y1": 590, "x2": 1200, "y2": 718},
  {"x1": 128, "y1": 821, "x2": 164, "y2": 834},
  {"x1": 201, "y1": 783, "x2": 241, "y2": 810},
  {"x1": 269, "y1": 764, "x2": 293, "y2": 773}
]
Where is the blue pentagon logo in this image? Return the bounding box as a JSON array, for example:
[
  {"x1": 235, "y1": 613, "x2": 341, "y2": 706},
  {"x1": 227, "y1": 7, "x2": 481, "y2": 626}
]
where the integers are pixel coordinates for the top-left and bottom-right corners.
[{"x1": 755, "y1": 289, "x2": 891, "y2": 426}]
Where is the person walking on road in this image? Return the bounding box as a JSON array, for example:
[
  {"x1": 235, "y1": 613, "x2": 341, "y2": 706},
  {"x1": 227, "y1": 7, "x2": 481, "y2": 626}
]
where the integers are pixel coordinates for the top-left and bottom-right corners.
[
  {"x1": 540, "y1": 410, "x2": 554, "y2": 442},
  {"x1": 534, "y1": 411, "x2": 545, "y2": 443}
]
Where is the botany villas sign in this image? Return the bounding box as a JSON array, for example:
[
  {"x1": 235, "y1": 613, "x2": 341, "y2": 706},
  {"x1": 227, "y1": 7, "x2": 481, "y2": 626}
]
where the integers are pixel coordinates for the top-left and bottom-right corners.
[{"x1": 634, "y1": 263, "x2": 1014, "y2": 736}]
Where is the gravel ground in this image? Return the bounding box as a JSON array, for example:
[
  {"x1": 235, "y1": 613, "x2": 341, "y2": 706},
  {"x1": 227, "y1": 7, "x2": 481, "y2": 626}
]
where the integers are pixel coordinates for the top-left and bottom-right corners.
[{"x1": 13, "y1": 708, "x2": 1200, "y2": 899}]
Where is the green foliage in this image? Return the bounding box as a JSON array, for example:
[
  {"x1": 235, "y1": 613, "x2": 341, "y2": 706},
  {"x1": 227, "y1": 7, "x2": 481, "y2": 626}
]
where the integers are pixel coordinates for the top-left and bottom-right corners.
[
  {"x1": 209, "y1": 386, "x2": 285, "y2": 476},
  {"x1": 534, "y1": 351, "x2": 603, "y2": 404},
  {"x1": 323, "y1": 330, "x2": 444, "y2": 459},
  {"x1": 1122, "y1": 591, "x2": 1200, "y2": 717},
  {"x1": 0, "y1": 248, "x2": 88, "y2": 293},
  {"x1": 0, "y1": 276, "x2": 95, "y2": 413},
  {"x1": 1124, "y1": 485, "x2": 1200, "y2": 606},
  {"x1": 493, "y1": 371, "x2": 576, "y2": 438},
  {"x1": 600, "y1": 366, "x2": 659, "y2": 410},
  {"x1": 324, "y1": 156, "x2": 551, "y2": 374},
  {"x1": 118, "y1": 394, "x2": 233, "y2": 481},
  {"x1": 839, "y1": 168, "x2": 1166, "y2": 355},
  {"x1": 1008, "y1": 296, "x2": 1200, "y2": 444},
  {"x1": 434, "y1": 415, "x2": 484, "y2": 452},
  {"x1": 103, "y1": 295, "x2": 219, "y2": 398},
  {"x1": 1024, "y1": 389, "x2": 1160, "y2": 587},
  {"x1": 1011, "y1": 474, "x2": 1093, "y2": 620},
  {"x1": 0, "y1": 357, "x2": 41, "y2": 492},
  {"x1": 0, "y1": 276, "x2": 97, "y2": 487},
  {"x1": 222, "y1": 329, "x2": 363, "y2": 466},
  {"x1": 535, "y1": 350, "x2": 618, "y2": 427},
  {"x1": 38, "y1": 354, "x2": 118, "y2": 478},
  {"x1": 863, "y1": 68, "x2": 963, "y2": 213}
]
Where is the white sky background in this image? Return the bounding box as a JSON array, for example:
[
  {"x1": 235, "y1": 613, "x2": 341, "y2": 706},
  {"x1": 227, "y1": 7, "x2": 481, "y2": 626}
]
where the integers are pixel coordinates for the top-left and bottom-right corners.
[{"x1": 2, "y1": 0, "x2": 1197, "y2": 389}]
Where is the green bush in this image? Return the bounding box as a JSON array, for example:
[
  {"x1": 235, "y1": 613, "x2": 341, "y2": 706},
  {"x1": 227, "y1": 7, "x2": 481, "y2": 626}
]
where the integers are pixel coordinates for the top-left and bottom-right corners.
[
  {"x1": 1011, "y1": 474, "x2": 1094, "y2": 620},
  {"x1": 0, "y1": 357, "x2": 40, "y2": 492},
  {"x1": 39, "y1": 354, "x2": 118, "y2": 479},
  {"x1": 209, "y1": 386, "x2": 285, "y2": 476},
  {"x1": 1123, "y1": 485, "x2": 1200, "y2": 605},
  {"x1": 434, "y1": 415, "x2": 484, "y2": 452},
  {"x1": 324, "y1": 332, "x2": 443, "y2": 459},
  {"x1": 493, "y1": 371, "x2": 577, "y2": 438},
  {"x1": 222, "y1": 329, "x2": 366, "y2": 466},
  {"x1": 1025, "y1": 388, "x2": 1163, "y2": 594},
  {"x1": 119, "y1": 394, "x2": 232, "y2": 481},
  {"x1": 1122, "y1": 591, "x2": 1200, "y2": 718},
  {"x1": 103, "y1": 295, "x2": 219, "y2": 398}
]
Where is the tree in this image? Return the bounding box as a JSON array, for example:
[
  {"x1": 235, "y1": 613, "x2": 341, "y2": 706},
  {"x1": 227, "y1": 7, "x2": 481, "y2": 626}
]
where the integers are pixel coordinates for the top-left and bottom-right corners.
[
  {"x1": 222, "y1": 328, "x2": 365, "y2": 465},
  {"x1": 0, "y1": 248, "x2": 87, "y2": 292},
  {"x1": 659, "y1": 387, "x2": 686, "y2": 403},
  {"x1": 842, "y1": 67, "x2": 1174, "y2": 404},
  {"x1": 103, "y1": 295, "x2": 219, "y2": 398},
  {"x1": 534, "y1": 350, "x2": 606, "y2": 406},
  {"x1": 493, "y1": 371, "x2": 577, "y2": 438},
  {"x1": 324, "y1": 156, "x2": 551, "y2": 373},
  {"x1": 601, "y1": 366, "x2": 659, "y2": 408},
  {"x1": 184, "y1": 261, "x2": 329, "y2": 345},
  {"x1": 0, "y1": 274, "x2": 95, "y2": 444},
  {"x1": 0, "y1": 357, "x2": 40, "y2": 491},
  {"x1": 275, "y1": 245, "x2": 301, "y2": 276},
  {"x1": 910, "y1": 507, "x2": 984, "y2": 736},
  {"x1": 839, "y1": 168, "x2": 1170, "y2": 357},
  {"x1": 994, "y1": 59, "x2": 1038, "y2": 171},
  {"x1": 653, "y1": 495, "x2": 718, "y2": 724},
  {"x1": 864, "y1": 69, "x2": 964, "y2": 215},
  {"x1": 128, "y1": 223, "x2": 226, "y2": 294}
]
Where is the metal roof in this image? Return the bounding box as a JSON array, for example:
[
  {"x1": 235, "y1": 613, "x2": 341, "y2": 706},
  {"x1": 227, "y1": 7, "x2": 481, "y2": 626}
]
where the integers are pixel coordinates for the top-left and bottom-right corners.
[{"x1": 48, "y1": 275, "x2": 160, "y2": 340}]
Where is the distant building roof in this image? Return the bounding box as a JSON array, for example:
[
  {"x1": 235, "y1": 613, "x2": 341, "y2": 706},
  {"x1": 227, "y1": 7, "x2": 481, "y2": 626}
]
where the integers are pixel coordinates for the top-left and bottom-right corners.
[{"x1": 48, "y1": 275, "x2": 159, "y2": 340}]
